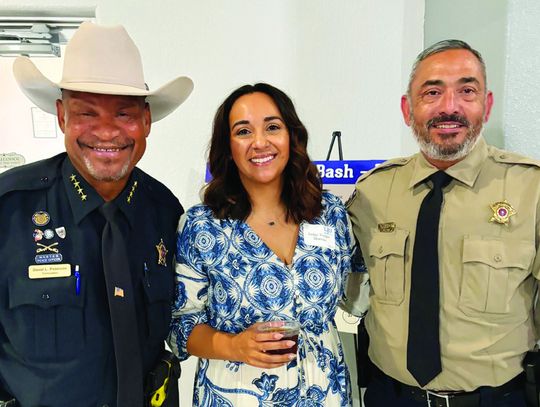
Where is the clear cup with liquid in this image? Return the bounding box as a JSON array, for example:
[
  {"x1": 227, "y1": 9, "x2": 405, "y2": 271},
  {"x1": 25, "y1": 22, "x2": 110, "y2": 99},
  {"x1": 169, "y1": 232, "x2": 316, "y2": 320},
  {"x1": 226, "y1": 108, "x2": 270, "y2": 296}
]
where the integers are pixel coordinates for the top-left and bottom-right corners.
[{"x1": 257, "y1": 320, "x2": 300, "y2": 355}]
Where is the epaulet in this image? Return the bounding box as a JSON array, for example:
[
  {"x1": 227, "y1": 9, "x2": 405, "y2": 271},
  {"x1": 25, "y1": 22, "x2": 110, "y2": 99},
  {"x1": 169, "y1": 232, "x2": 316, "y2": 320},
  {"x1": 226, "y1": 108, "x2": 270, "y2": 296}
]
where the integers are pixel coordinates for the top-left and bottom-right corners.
[
  {"x1": 136, "y1": 168, "x2": 183, "y2": 213},
  {"x1": 489, "y1": 146, "x2": 540, "y2": 168},
  {"x1": 356, "y1": 156, "x2": 413, "y2": 183},
  {"x1": 0, "y1": 153, "x2": 65, "y2": 199}
]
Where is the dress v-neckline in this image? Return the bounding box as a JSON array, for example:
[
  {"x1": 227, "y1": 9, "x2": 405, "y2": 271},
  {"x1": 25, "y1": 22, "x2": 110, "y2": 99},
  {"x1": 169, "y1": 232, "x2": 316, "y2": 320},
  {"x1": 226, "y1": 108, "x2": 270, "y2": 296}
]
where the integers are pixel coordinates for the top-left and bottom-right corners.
[{"x1": 241, "y1": 220, "x2": 303, "y2": 267}]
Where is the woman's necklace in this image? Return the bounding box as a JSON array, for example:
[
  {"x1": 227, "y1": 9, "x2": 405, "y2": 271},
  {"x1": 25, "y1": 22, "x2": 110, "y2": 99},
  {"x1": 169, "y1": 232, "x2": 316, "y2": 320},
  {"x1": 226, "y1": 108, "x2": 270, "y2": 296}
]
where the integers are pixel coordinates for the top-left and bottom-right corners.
[{"x1": 250, "y1": 210, "x2": 287, "y2": 227}]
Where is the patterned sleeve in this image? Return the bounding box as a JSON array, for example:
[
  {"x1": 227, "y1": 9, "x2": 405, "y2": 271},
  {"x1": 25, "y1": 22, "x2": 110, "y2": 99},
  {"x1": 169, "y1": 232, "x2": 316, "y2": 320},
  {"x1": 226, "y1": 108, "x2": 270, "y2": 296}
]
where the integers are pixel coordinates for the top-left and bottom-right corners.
[
  {"x1": 323, "y1": 192, "x2": 370, "y2": 316},
  {"x1": 167, "y1": 207, "x2": 210, "y2": 361},
  {"x1": 323, "y1": 192, "x2": 366, "y2": 275},
  {"x1": 339, "y1": 197, "x2": 370, "y2": 317}
]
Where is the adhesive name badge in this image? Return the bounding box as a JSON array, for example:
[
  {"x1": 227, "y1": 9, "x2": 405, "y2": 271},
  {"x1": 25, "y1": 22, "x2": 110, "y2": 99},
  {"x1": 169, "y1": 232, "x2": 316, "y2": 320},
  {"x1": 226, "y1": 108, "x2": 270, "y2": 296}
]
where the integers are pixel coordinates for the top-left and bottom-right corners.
[
  {"x1": 28, "y1": 264, "x2": 71, "y2": 279},
  {"x1": 303, "y1": 224, "x2": 336, "y2": 250}
]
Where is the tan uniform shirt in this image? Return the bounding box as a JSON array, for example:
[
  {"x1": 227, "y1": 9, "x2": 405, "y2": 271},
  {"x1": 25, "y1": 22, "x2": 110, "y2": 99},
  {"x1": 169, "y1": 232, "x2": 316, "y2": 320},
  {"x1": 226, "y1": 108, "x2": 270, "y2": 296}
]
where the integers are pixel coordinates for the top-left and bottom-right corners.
[{"x1": 347, "y1": 137, "x2": 540, "y2": 391}]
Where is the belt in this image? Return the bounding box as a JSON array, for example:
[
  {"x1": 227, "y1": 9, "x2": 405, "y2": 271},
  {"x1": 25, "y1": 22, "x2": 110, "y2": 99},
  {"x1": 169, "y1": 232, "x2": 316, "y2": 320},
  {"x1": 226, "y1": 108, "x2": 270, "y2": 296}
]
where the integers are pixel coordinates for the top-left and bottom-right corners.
[{"x1": 373, "y1": 367, "x2": 524, "y2": 407}]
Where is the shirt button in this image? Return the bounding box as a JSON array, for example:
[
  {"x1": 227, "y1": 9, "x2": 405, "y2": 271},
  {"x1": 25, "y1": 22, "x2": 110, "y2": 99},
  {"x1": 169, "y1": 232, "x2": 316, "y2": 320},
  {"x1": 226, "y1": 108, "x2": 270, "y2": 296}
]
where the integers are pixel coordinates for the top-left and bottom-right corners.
[
  {"x1": 42, "y1": 293, "x2": 50, "y2": 300},
  {"x1": 378, "y1": 246, "x2": 383, "y2": 254},
  {"x1": 494, "y1": 254, "x2": 502, "y2": 262},
  {"x1": 499, "y1": 154, "x2": 507, "y2": 160},
  {"x1": 40, "y1": 176, "x2": 49, "y2": 183}
]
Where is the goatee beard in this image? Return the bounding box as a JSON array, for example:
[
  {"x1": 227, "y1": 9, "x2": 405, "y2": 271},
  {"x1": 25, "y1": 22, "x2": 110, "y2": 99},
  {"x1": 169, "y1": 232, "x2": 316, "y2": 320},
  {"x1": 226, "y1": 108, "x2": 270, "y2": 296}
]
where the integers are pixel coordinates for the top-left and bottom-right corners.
[
  {"x1": 83, "y1": 157, "x2": 130, "y2": 182},
  {"x1": 411, "y1": 113, "x2": 483, "y2": 162}
]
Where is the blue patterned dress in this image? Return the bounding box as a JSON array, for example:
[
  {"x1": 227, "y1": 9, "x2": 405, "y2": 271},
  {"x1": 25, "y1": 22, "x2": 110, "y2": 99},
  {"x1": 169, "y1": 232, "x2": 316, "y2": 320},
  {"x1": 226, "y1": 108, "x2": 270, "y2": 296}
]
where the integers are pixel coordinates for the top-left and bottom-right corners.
[{"x1": 169, "y1": 192, "x2": 359, "y2": 406}]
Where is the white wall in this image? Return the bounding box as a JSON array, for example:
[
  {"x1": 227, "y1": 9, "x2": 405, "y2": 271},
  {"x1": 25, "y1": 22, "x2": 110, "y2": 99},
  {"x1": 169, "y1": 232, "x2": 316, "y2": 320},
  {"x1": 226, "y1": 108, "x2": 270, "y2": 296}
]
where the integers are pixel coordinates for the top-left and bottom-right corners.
[
  {"x1": 504, "y1": 0, "x2": 540, "y2": 158},
  {"x1": 423, "y1": 0, "x2": 508, "y2": 149},
  {"x1": 0, "y1": 57, "x2": 64, "y2": 168},
  {"x1": 0, "y1": 1, "x2": 425, "y2": 405}
]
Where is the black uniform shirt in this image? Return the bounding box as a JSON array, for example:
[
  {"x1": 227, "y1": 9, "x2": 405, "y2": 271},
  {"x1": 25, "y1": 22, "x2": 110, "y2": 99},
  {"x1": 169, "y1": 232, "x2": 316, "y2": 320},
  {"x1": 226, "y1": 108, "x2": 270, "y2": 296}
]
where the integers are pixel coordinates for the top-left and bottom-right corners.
[{"x1": 0, "y1": 153, "x2": 182, "y2": 407}]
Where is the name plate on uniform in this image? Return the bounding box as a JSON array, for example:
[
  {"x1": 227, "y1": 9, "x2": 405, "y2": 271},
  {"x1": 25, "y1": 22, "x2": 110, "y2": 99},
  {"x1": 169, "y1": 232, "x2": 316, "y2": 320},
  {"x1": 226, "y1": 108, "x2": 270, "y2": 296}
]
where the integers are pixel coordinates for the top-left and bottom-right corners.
[{"x1": 28, "y1": 264, "x2": 71, "y2": 279}]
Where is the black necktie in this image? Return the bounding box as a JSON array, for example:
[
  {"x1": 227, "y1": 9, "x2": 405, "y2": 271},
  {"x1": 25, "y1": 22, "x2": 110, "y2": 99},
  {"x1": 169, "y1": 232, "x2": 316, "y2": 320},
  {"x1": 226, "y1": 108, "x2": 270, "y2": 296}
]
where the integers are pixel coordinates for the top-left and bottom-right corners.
[
  {"x1": 100, "y1": 202, "x2": 144, "y2": 406},
  {"x1": 407, "y1": 171, "x2": 452, "y2": 387}
]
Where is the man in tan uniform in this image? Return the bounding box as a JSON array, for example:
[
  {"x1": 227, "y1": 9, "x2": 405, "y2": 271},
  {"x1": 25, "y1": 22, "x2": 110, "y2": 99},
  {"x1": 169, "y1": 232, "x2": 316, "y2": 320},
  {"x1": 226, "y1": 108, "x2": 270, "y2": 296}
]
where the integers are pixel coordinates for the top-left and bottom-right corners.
[{"x1": 347, "y1": 40, "x2": 538, "y2": 406}]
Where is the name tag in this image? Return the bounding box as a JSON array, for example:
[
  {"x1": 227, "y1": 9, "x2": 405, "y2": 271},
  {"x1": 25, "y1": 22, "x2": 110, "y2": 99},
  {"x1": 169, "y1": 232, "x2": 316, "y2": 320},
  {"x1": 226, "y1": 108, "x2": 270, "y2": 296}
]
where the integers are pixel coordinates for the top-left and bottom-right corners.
[
  {"x1": 303, "y1": 225, "x2": 336, "y2": 250},
  {"x1": 28, "y1": 264, "x2": 71, "y2": 279}
]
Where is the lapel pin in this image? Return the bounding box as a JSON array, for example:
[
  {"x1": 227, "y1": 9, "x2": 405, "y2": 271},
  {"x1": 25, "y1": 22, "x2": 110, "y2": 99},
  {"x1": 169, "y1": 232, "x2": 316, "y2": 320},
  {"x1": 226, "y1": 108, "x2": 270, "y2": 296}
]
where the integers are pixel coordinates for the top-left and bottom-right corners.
[
  {"x1": 36, "y1": 242, "x2": 59, "y2": 254},
  {"x1": 32, "y1": 211, "x2": 50, "y2": 226},
  {"x1": 55, "y1": 227, "x2": 67, "y2": 239},
  {"x1": 33, "y1": 229, "x2": 44, "y2": 242}
]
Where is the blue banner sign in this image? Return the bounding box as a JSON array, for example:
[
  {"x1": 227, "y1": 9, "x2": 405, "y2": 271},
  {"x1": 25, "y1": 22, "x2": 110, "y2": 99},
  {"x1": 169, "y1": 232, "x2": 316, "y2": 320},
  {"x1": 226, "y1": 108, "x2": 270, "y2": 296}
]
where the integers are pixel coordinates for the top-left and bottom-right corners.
[
  {"x1": 205, "y1": 159, "x2": 385, "y2": 184},
  {"x1": 314, "y1": 160, "x2": 385, "y2": 184}
]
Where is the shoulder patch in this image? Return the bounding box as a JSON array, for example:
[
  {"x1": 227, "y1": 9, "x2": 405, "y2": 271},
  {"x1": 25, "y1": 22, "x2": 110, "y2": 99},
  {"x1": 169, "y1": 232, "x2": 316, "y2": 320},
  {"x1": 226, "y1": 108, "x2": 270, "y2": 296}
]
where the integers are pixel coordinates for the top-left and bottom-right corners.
[
  {"x1": 489, "y1": 146, "x2": 540, "y2": 168},
  {"x1": 355, "y1": 156, "x2": 413, "y2": 183}
]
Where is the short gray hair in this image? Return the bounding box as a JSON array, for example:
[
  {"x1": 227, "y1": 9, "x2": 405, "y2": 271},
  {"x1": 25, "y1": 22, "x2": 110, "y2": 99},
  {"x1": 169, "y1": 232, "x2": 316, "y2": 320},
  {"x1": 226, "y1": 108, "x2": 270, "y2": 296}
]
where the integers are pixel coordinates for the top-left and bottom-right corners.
[{"x1": 407, "y1": 39, "x2": 487, "y2": 96}]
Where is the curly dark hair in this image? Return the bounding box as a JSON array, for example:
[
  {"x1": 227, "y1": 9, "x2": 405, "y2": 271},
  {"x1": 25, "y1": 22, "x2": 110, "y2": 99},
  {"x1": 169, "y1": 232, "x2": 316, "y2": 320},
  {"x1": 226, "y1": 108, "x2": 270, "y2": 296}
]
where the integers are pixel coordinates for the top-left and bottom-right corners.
[{"x1": 204, "y1": 83, "x2": 322, "y2": 223}]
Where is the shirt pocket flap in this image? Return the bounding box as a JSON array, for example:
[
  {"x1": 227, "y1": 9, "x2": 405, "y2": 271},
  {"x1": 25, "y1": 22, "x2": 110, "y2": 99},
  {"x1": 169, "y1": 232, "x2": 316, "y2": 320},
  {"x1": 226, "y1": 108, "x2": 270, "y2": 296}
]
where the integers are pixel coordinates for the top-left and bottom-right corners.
[
  {"x1": 462, "y1": 236, "x2": 535, "y2": 270},
  {"x1": 369, "y1": 229, "x2": 409, "y2": 259},
  {"x1": 8, "y1": 275, "x2": 84, "y2": 309}
]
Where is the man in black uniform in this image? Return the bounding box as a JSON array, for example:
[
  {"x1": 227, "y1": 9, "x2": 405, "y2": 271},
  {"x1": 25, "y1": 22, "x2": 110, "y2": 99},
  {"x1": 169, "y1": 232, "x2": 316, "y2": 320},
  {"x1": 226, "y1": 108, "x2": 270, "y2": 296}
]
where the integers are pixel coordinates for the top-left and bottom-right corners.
[{"x1": 0, "y1": 22, "x2": 193, "y2": 406}]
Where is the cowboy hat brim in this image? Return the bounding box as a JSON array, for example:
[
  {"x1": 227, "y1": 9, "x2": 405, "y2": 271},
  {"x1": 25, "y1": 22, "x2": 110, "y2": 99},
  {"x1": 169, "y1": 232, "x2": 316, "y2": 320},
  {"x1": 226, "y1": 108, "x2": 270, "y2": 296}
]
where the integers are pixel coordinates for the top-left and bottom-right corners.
[{"x1": 13, "y1": 56, "x2": 194, "y2": 122}]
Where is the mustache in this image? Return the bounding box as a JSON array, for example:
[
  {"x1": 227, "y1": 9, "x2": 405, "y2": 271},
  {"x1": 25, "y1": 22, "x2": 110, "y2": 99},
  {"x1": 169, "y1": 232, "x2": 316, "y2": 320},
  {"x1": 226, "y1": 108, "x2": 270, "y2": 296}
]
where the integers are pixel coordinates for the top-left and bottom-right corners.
[{"x1": 426, "y1": 114, "x2": 470, "y2": 128}]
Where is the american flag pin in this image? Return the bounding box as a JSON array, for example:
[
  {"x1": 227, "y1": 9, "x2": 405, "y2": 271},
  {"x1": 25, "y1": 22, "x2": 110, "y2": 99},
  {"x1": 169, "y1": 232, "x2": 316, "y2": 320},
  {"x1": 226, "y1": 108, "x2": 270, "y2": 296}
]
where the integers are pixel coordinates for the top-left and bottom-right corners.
[{"x1": 114, "y1": 286, "x2": 124, "y2": 298}]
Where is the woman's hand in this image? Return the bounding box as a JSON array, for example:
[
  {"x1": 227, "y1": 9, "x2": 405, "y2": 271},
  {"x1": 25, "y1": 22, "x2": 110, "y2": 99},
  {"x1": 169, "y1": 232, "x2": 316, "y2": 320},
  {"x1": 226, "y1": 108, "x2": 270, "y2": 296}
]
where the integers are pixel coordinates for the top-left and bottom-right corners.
[{"x1": 230, "y1": 322, "x2": 296, "y2": 368}]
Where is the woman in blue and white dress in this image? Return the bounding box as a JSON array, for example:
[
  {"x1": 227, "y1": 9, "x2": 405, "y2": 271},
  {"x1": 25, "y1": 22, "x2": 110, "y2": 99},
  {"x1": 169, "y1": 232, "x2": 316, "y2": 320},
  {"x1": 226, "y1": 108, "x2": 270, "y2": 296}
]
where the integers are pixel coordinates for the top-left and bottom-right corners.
[{"x1": 169, "y1": 83, "x2": 362, "y2": 406}]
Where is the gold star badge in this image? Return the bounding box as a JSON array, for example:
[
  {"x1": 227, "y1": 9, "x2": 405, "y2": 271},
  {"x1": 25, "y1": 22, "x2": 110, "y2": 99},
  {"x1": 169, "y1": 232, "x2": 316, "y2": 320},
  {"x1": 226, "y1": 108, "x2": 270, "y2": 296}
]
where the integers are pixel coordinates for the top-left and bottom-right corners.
[
  {"x1": 489, "y1": 200, "x2": 516, "y2": 225},
  {"x1": 156, "y1": 239, "x2": 168, "y2": 266}
]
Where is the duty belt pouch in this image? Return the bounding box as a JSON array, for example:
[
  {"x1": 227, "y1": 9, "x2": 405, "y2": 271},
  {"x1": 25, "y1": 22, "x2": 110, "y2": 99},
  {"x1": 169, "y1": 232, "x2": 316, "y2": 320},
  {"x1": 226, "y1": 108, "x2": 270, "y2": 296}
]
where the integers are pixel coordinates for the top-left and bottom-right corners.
[
  {"x1": 523, "y1": 350, "x2": 540, "y2": 407},
  {"x1": 145, "y1": 350, "x2": 181, "y2": 407}
]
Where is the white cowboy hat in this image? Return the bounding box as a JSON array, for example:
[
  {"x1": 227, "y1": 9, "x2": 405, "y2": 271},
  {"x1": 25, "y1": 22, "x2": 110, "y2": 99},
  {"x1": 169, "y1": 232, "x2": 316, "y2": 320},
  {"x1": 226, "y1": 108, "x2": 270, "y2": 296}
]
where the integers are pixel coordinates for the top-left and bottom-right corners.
[{"x1": 13, "y1": 21, "x2": 193, "y2": 122}]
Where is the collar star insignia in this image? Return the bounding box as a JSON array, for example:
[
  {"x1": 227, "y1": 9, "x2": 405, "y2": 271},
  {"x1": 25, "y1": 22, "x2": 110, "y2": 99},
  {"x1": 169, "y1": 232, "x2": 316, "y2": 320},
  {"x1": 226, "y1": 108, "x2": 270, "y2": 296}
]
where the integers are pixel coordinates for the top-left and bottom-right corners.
[
  {"x1": 127, "y1": 181, "x2": 138, "y2": 204},
  {"x1": 156, "y1": 239, "x2": 168, "y2": 266},
  {"x1": 70, "y1": 174, "x2": 87, "y2": 202},
  {"x1": 489, "y1": 200, "x2": 516, "y2": 225}
]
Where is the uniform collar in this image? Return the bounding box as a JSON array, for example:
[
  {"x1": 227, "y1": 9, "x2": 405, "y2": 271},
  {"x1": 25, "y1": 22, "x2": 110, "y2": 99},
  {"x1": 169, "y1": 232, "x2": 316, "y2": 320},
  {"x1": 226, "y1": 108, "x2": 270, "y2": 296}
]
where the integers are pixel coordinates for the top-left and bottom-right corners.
[
  {"x1": 409, "y1": 136, "x2": 488, "y2": 189},
  {"x1": 62, "y1": 156, "x2": 141, "y2": 227}
]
